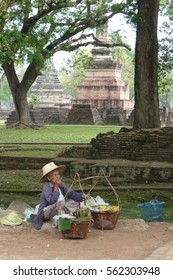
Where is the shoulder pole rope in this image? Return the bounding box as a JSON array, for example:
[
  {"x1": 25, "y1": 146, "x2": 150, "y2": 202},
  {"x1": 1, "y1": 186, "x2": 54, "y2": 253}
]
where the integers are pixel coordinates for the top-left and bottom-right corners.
[{"x1": 99, "y1": 168, "x2": 121, "y2": 210}]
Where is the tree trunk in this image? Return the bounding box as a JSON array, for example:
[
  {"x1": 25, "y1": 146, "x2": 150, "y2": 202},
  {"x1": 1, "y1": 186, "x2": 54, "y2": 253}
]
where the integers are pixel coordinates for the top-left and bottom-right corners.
[
  {"x1": 133, "y1": 0, "x2": 160, "y2": 130},
  {"x1": 2, "y1": 61, "x2": 43, "y2": 127},
  {"x1": 15, "y1": 88, "x2": 31, "y2": 124}
]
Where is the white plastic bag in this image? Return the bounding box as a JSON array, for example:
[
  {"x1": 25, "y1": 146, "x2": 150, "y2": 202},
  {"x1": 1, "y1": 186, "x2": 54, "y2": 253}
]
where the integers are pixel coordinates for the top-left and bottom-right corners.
[{"x1": 95, "y1": 196, "x2": 109, "y2": 206}]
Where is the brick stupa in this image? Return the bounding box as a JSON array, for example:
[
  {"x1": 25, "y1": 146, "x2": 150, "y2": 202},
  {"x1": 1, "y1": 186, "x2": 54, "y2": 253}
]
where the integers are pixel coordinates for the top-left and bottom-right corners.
[
  {"x1": 30, "y1": 59, "x2": 71, "y2": 108},
  {"x1": 29, "y1": 59, "x2": 71, "y2": 123},
  {"x1": 75, "y1": 22, "x2": 134, "y2": 124}
]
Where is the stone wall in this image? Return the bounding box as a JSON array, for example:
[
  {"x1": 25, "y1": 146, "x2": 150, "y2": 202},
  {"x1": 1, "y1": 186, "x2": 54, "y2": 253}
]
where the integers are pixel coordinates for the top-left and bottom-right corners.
[
  {"x1": 101, "y1": 108, "x2": 126, "y2": 125},
  {"x1": 88, "y1": 127, "x2": 173, "y2": 162},
  {"x1": 0, "y1": 109, "x2": 11, "y2": 120},
  {"x1": 160, "y1": 107, "x2": 173, "y2": 126},
  {"x1": 60, "y1": 127, "x2": 173, "y2": 163},
  {"x1": 1, "y1": 155, "x2": 173, "y2": 185},
  {"x1": 5, "y1": 110, "x2": 44, "y2": 127},
  {"x1": 66, "y1": 104, "x2": 103, "y2": 124},
  {"x1": 69, "y1": 161, "x2": 173, "y2": 185},
  {"x1": 34, "y1": 107, "x2": 70, "y2": 124}
]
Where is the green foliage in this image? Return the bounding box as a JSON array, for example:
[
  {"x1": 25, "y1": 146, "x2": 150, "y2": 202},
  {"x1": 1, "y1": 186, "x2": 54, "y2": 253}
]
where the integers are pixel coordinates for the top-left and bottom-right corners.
[
  {"x1": 159, "y1": 2, "x2": 173, "y2": 72},
  {"x1": 58, "y1": 67, "x2": 84, "y2": 98},
  {"x1": 158, "y1": 2, "x2": 173, "y2": 107},
  {"x1": 0, "y1": 0, "x2": 131, "y2": 66},
  {"x1": 159, "y1": 72, "x2": 173, "y2": 109},
  {"x1": 0, "y1": 76, "x2": 12, "y2": 106},
  {"x1": 122, "y1": 53, "x2": 135, "y2": 99},
  {"x1": 73, "y1": 48, "x2": 94, "y2": 69},
  {"x1": 28, "y1": 94, "x2": 39, "y2": 108},
  {"x1": 58, "y1": 48, "x2": 93, "y2": 98},
  {"x1": 110, "y1": 31, "x2": 135, "y2": 98}
]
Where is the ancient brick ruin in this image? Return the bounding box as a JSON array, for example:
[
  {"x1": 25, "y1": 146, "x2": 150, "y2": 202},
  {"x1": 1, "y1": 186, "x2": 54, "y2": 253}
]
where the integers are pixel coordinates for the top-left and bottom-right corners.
[
  {"x1": 30, "y1": 59, "x2": 71, "y2": 124},
  {"x1": 0, "y1": 109, "x2": 11, "y2": 121},
  {"x1": 73, "y1": 22, "x2": 134, "y2": 125},
  {"x1": 5, "y1": 109, "x2": 44, "y2": 127},
  {"x1": 56, "y1": 127, "x2": 173, "y2": 184},
  {"x1": 31, "y1": 59, "x2": 71, "y2": 109},
  {"x1": 66, "y1": 104, "x2": 103, "y2": 124},
  {"x1": 160, "y1": 107, "x2": 173, "y2": 126},
  {"x1": 60, "y1": 126, "x2": 173, "y2": 163},
  {"x1": 88, "y1": 127, "x2": 173, "y2": 162}
]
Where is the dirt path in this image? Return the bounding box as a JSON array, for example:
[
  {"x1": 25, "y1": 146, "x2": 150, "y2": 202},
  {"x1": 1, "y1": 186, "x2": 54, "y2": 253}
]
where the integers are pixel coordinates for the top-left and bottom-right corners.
[{"x1": 0, "y1": 219, "x2": 173, "y2": 260}]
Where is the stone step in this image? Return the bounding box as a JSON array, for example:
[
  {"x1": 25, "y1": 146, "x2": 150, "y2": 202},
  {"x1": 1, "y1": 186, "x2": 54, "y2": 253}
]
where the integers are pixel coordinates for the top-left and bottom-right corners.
[{"x1": 1, "y1": 156, "x2": 173, "y2": 185}]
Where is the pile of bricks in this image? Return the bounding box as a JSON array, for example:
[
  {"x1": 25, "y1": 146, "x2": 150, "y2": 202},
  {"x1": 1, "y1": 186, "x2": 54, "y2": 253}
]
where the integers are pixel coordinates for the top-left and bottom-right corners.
[{"x1": 88, "y1": 127, "x2": 173, "y2": 162}]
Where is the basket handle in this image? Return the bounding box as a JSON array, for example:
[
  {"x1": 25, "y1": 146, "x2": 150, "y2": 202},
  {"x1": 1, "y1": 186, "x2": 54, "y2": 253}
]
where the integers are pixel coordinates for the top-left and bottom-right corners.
[
  {"x1": 64, "y1": 170, "x2": 121, "y2": 211},
  {"x1": 150, "y1": 200, "x2": 159, "y2": 204},
  {"x1": 86, "y1": 168, "x2": 121, "y2": 210},
  {"x1": 99, "y1": 168, "x2": 121, "y2": 210}
]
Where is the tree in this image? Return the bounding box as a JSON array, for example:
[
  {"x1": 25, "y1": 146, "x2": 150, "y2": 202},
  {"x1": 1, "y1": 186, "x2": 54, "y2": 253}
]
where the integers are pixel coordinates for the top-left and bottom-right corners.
[
  {"x1": 110, "y1": 31, "x2": 135, "y2": 99},
  {"x1": 0, "y1": 0, "x2": 130, "y2": 128},
  {"x1": 58, "y1": 47, "x2": 93, "y2": 98},
  {"x1": 158, "y1": 1, "x2": 173, "y2": 106},
  {"x1": 133, "y1": 0, "x2": 160, "y2": 130},
  {"x1": 159, "y1": 1, "x2": 173, "y2": 71},
  {"x1": 159, "y1": 72, "x2": 173, "y2": 109}
]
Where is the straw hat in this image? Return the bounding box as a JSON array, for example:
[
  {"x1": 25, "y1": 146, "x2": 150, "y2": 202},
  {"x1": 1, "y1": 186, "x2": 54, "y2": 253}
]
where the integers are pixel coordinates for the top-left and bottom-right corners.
[
  {"x1": 40, "y1": 162, "x2": 66, "y2": 183},
  {"x1": 0, "y1": 212, "x2": 23, "y2": 226}
]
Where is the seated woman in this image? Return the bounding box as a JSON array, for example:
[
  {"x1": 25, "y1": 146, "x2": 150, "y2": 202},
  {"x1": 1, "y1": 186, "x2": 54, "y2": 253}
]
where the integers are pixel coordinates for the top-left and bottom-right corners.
[{"x1": 33, "y1": 162, "x2": 86, "y2": 230}]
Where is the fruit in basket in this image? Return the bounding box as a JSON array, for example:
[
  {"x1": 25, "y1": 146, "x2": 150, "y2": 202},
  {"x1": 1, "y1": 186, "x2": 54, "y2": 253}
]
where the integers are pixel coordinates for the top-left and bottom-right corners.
[
  {"x1": 99, "y1": 205, "x2": 119, "y2": 212},
  {"x1": 73, "y1": 208, "x2": 91, "y2": 219}
]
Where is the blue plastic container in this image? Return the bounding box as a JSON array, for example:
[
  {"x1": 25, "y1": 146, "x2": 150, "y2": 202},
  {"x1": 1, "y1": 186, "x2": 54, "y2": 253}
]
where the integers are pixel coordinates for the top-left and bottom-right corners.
[{"x1": 137, "y1": 200, "x2": 165, "y2": 222}]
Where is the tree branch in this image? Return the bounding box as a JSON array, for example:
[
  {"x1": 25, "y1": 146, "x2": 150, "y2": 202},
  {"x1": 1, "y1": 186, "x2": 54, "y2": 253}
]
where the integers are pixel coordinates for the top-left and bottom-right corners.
[
  {"x1": 55, "y1": 39, "x2": 131, "y2": 53},
  {"x1": 44, "y1": 10, "x2": 118, "y2": 53},
  {"x1": 21, "y1": 0, "x2": 81, "y2": 34},
  {"x1": 49, "y1": 31, "x2": 131, "y2": 53}
]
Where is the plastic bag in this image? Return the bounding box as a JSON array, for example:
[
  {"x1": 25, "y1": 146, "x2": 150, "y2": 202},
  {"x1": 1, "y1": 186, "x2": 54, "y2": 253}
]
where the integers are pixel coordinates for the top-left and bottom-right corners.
[
  {"x1": 23, "y1": 208, "x2": 34, "y2": 221},
  {"x1": 85, "y1": 196, "x2": 98, "y2": 207},
  {"x1": 95, "y1": 196, "x2": 109, "y2": 206}
]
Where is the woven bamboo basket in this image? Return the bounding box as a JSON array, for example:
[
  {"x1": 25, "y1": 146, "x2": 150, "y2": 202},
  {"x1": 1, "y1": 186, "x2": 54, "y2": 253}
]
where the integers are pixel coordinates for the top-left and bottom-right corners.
[
  {"x1": 91, "y1": 210, "x2": 120, "y2": 230},
  {"x1": 61, "y1": 219, "x2": 92, "y2": 239},
  {"x1": 88, "y1": 169, "x2": 121, "y2": 230}
]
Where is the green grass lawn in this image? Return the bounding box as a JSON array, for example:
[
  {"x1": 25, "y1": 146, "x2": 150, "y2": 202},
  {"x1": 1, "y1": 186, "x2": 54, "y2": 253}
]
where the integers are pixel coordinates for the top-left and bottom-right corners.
[
  {"x1": 0, "y1": 124, "x2": 122, "y2": 157},
  {"x1": 0, "y1": 124, "x2": 121, "y2": 143}
]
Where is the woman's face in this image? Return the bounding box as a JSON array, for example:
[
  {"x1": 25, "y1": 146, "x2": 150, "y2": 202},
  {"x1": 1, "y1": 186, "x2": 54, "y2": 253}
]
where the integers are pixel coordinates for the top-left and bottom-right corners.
[{"x1": 47, "y1": 169, "x2": 60, "y2": 183}]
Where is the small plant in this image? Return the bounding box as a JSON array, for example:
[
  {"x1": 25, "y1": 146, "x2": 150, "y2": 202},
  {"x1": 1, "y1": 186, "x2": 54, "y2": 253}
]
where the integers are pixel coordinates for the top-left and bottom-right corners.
[{"x1": 28, "y1": 94, "x2": 39, "y2": 109}]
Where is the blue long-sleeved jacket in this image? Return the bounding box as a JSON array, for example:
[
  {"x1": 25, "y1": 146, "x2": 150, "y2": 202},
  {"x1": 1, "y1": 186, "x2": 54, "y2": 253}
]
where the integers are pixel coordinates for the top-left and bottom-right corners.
[{"x1": 33, "y1": 181, "x2": 83, "y2": 230}]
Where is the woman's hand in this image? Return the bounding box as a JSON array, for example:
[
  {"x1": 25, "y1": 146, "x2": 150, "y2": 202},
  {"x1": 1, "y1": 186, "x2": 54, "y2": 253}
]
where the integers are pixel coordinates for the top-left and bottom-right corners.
[
  {"x1": 82, "y1": 194, "x2": 89, "y2": 200},
  {"x1": 54, "y1": 177, "x2": 62, "y2": 192}
]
